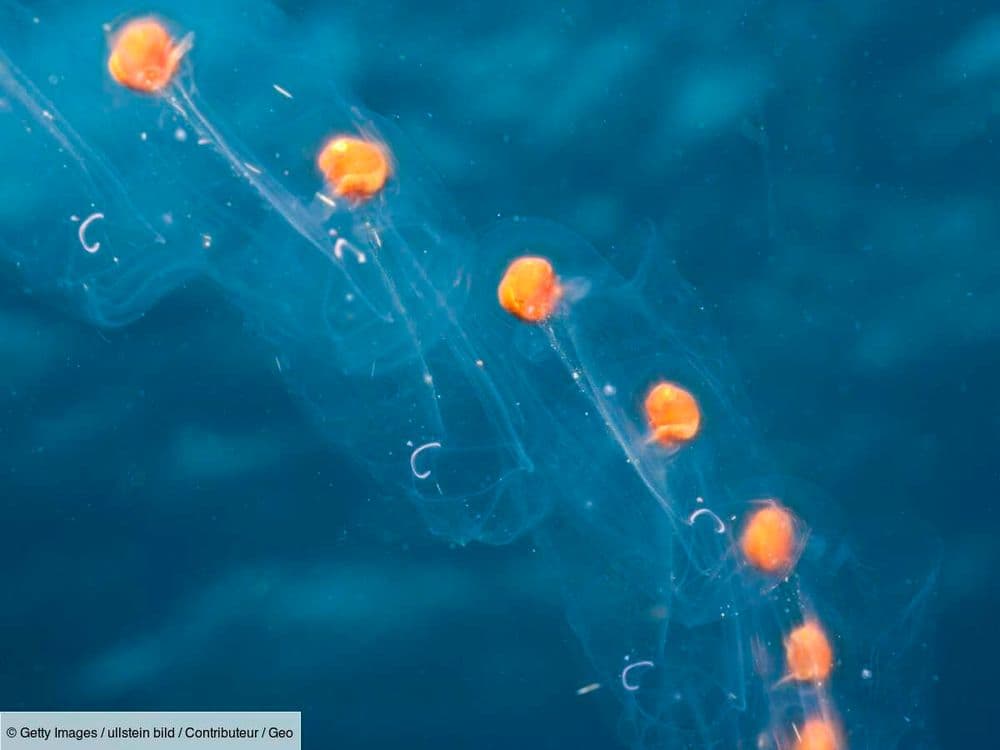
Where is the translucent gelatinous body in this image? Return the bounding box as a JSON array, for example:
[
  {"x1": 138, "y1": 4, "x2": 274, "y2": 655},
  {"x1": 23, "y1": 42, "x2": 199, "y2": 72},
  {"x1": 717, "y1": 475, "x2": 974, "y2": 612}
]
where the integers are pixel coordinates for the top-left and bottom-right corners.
[{"x1": 1, "y1": 7, "x2": 535, "y2": 543}]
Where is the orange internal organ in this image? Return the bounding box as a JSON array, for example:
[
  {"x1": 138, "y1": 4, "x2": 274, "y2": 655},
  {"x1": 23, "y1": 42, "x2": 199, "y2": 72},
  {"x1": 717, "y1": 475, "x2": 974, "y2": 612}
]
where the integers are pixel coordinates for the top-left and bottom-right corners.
[
  {"x1": 740, "y1": 503, "x2": 796, "y2": 573},
  {"x1": 793, "y1": 718, "x2": 841, "y2": 750},
  {"x1": 108, "y1": 17, "x2": 187, "y2": 93},
  {"x1": 643, "y1": 382, "x2": 700, "y2": 446},
  {"x1": 497, "y1": 256, "x2": 562, "y2": 323},
  {"x1": 317, "y1": 136, "x2": 391, "y2": 199},
  {"x1": 785, "y1": 620, "x2": 833, "y2": 682}
]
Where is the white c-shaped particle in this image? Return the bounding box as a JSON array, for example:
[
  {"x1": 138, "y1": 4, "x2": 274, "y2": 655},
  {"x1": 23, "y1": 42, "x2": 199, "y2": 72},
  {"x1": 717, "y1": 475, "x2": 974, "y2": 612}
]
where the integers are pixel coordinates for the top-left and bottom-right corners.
[
  {"x1": 621, "y1": 660, "x2": 655, "y2": 691},
  {"x1": 688, "y1": 507, "x2": 726, "y2": 534},
  {"x1": 409, "y1": 441, "x2": 442, "y2": 480},
  {"x1": 333, "y1": 237, "x2": 367, "y2": 264},
  {"x1": 78, "y1": 212, "x2": 105, "y2": 254}
]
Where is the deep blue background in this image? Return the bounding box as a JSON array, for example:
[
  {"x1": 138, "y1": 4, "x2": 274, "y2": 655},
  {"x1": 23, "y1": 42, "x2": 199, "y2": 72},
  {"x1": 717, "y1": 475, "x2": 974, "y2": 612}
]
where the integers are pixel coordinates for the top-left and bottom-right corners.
[{"x1": 2, "y1": 1, "x2": 998, "y2": 748}]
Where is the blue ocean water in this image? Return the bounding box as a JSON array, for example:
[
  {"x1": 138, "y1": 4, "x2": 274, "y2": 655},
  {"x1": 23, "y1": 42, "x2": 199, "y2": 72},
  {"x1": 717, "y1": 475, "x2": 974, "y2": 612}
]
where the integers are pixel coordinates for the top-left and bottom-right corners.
[{"x1": 1, "y1": 1, "x2": 996, "y2": 748}]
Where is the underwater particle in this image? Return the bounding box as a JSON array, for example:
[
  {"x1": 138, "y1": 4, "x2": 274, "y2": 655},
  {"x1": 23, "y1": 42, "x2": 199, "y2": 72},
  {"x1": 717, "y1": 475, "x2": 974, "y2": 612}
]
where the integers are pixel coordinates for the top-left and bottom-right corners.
[
  {"x1": 740, "y1": 503, "x2": 796, "y2": 573},
  {"x1": 620, "y1": 660, "x2": 655, "y2": 691},
  {"x1": 643, "y1": 381, "x2": 701, "y2": 446},
  {"x1": 409, "y1": 441, "x2": 441, "y2": 480},
  {"x1": 107, "y1": 17, "x2": 190, "y2": 93},
  {"x1": 497, "y1": 256, "x2": 562, "y2": 322},
  {"x1": 317, "y1": 136, "x2": 391, "y2": 199},
  {"x1": 688, "y1": 507, "x2": 726, "y2": 533},
  {"x1": 784, "y1": 620, "x2": 833, "y2": 682},
  {"x1": 793, "y1": 717, "x2": 841, "y2": 750},
  {"x1": 77, "y1": 212, "x2": 104, "y2": 254}
]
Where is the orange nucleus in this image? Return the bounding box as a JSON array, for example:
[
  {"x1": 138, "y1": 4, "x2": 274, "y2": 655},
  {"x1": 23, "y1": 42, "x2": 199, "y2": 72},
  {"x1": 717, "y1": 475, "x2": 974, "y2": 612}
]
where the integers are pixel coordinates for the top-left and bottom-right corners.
[
  {"x1": 497, "y1": 256, "x2": 562, "y2": 323},
  {"x1": 794, "y1": 718, "x2": 841, "y2": 750},
  {"x1": 740, "y1": 503, "x2": 796, "y2": 573},
  {"x1": 108, "y1": 17, "x2": 188, "y2": 93},
  {"x1": 643, "y1": 381, "x2": 700, "y2": 447},
  {"x1": 785, "y1": 620, "x2": 833, "y2": 682},
  {"x1": 317, "y1": 136, "x2": 391, "y2": 199}
]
